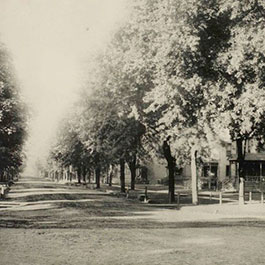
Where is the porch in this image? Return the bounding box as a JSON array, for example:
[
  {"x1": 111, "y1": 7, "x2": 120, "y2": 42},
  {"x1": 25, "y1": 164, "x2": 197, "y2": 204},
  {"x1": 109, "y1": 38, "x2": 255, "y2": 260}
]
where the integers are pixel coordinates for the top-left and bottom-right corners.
[{"x1": 230, "y1": 153, "x2": 265, "y2": 192}]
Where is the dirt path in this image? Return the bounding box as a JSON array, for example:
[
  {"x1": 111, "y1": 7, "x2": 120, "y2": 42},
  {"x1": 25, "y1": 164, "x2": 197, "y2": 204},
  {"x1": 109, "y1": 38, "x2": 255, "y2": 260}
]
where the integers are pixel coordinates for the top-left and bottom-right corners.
[
  {"x1": 0, "y1": 176, "x2": 168, "y2": 229},
  {"x1": 1, "y1": 176, "x2": 265, "y2": 265}
]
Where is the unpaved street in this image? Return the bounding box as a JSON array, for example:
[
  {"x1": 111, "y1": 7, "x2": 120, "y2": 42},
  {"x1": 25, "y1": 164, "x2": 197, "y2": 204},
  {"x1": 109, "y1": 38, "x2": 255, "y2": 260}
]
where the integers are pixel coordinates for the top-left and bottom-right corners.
[{"x1": 1, "y1": 176, "x2": 265, "y2": 265}]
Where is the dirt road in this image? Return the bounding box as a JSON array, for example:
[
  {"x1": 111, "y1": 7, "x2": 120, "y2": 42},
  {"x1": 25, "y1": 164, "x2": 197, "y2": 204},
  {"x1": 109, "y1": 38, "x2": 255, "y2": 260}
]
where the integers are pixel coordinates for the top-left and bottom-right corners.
[{"x1": 1, "y1": 176, "x2": 265, "y2": 265}]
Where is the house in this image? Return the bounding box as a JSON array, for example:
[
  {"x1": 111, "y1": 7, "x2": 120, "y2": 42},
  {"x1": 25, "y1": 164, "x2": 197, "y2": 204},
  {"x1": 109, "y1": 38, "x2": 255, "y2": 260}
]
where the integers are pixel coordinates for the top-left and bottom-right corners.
[
  {"x1": 196, "y1": 138, "x2": 265, "y2": 191},
  {"x1": 229, "y1": 153, "x2": 265, "y2": 192}
]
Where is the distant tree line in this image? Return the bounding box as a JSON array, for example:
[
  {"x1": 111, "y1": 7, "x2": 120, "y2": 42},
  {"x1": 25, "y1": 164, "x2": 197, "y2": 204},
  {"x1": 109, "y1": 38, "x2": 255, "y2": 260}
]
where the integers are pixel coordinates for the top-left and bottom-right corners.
[{"x1": 47, "y1": 0, "x2": 265, "y2": 204}]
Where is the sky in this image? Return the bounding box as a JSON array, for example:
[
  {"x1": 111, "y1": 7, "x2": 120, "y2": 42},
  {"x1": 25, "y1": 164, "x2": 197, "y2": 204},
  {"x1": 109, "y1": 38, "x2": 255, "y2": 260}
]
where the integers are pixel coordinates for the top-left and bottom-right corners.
[{"x1": 0, "y1": 0, "x2": 128, "y2": 174}]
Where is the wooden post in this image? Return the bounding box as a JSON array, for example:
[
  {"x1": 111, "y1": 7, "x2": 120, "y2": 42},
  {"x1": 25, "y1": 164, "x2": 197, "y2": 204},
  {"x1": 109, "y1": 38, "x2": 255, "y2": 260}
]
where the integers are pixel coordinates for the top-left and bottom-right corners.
[
  {"x1": 144, "y1": 186, "x2": 148, "y2": 202},
  {"x1": 239, "y1": 177, "x2": 244, "y2": 205},
  {"x1": 219, "y1": 192, "x2": 222, "y2": 205},
  {"x1": 261, "y1": 192, "x2": 264, "y2": 204},
  {"x1": 260, "y1": 162, "x2": 262, "y2": 182},
  {"x1": 235, "y1": 163, "x2": 238, "y2": 190},
  {"x1": 249, "y1": 191, "x2": 252, "y2": 203},
  {"x1": 210, "y1": 192, "x2": 212, "y2": 202},
  {"x1": 177, "y1": 192, "x2": 180, "y2": 208}
]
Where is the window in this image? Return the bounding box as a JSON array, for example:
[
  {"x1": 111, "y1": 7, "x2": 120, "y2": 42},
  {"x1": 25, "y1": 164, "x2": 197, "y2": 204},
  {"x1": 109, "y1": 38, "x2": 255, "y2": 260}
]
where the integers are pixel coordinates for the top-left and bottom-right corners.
[
  {"x1": 226, "y1": 144, "x2": 232, "y2": 157},
  {"x1": 203, "y1": 165, "x2": 210, "y2": 178},
  {"x1": 226, "y1": 165, "x2": 230, "y2": 177}
]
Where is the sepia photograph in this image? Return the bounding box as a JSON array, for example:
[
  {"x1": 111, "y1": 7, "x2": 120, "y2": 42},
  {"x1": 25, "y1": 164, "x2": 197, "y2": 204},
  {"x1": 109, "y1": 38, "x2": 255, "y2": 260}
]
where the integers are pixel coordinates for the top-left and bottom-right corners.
[{"x1": 1, "y1": 0, "x2": 265, "y2": 264}]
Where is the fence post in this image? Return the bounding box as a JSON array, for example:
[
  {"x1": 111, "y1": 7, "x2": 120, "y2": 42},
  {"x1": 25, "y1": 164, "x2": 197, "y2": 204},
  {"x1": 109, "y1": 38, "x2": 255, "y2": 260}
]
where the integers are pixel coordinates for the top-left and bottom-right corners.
[
  {"x1": 219, "y1": 192, "x2": 222, "y2": 205},
  {"x1": 177, "y1": 192, "x2": 180, "y2": 208},
  {"x1": 261, "y1": 192, "x2": 264, "y2": 204},
  {"x1": 249, "y1": 191, "x2": 252, "y2": 203},
  {"x1": 144, "y1": 186, "x2": 148, "y2": 202}
]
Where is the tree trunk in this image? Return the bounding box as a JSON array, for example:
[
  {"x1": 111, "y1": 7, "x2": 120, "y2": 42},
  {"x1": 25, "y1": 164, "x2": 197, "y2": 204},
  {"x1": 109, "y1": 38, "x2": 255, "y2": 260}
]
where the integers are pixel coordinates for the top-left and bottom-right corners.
[
  {"x1": 168, "y1": 161, "x2": 175, "y2": 203},
  {"x1": 87, "y1": 169, "x2": 91, "y2": 184},
  {"x1": 82, "y1": 166, "x2": 87, "y2": 183},
  {"x1": 105, "y1": 164, "x2": 110, "y2": 184},
  {"x1": 191, "y1": 146, "x2": 198, "y2": 205},
  {"x1": 77, "y1": 167, "x2": 82, "y2": 184},
  {"x1": 162, "y1": 137, "x2": 175, "y2": 203},
  {"x1": 128, "y1": 155, "x2": 137, "y2": 190},
  {"x1": 237, "y1": 138, "x2": 245, "y2": 205},
  {"x1": 120, "y1": 158, "x2": 126, "y2": 193},
  {"x1": 108, "y1": 165, "x2": 113, "y2": 187},
  {"x1": 95, "y1": 167, "x2": 100, "y2": 189}
]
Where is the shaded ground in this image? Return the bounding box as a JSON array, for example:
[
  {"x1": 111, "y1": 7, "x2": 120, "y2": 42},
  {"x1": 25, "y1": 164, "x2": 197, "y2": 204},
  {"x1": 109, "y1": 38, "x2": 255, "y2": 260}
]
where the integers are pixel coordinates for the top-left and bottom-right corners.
[{"x1": 1, "y1": 176, "x2": 265, "y2": 265}]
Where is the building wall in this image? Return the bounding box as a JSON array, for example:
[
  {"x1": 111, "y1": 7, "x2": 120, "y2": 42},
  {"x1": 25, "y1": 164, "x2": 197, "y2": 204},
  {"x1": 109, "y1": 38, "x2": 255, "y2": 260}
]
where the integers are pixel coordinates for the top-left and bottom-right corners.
[
  {"x1": 145, "y1": 159, "x2": 167, "y2": 184},
  {"x1": 111, "y1": 143, "x2": 236, "y2": 187}
]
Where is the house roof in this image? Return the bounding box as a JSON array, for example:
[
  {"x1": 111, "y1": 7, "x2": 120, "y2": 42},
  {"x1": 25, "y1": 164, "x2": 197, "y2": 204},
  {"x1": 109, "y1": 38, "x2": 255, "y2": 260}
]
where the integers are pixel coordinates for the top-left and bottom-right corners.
[{"x1": 230, "y1": 153, "x2": 265, "y2": 161}]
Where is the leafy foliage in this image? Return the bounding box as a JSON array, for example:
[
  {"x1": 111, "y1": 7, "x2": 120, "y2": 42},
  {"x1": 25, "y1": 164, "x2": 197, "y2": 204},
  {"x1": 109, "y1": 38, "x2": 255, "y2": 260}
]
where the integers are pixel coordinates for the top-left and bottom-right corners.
[
  {"x1": 0, "y1": 44, "x2": 27, "y2": 178},
  {"x1": 48, "y1": 0, "x2": 265, "y2": 197}
]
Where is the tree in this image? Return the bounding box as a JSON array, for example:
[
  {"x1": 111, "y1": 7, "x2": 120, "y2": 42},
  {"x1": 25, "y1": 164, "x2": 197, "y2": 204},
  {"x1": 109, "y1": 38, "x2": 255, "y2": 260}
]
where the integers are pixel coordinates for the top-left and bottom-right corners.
[
  {"x1": 78, "y1": 0, "x2": 208, "y2": 200},
  {"x1": 186, "y1": 0, "x2": 265, "y2": 204},
  {"x1": 49, "y1": 116, "x2": 92, "y2": 184},
  {"x1": 0, "y1": 43, "x2": 27, "y2": 181},
  {"x1": 162, "y1": 136, "x2": 176, "y2": 203},
  {"x1": 143, "y1": 0, "x2": 265, "y2": 205},
  {"x1": 77, "y1": 90, "x2": 146, "y2": 192},
  {"x1": 125, "y1": 0, "x2": 210, "y2": 203},
  {"x1": 48, "y1": 0, "x2": 265, "y2": 206},
  {"x1": 76, "y1": 31, "x2": 149, "y2": 192}
]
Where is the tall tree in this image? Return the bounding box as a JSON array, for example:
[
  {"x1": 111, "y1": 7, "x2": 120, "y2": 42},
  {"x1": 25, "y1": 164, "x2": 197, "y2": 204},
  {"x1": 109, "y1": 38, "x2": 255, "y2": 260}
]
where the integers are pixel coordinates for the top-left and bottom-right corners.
[
  {"x1": 0, "y1": 43, "x2": 27, "y2": 181},
  {"x1": 187, "y1": 0, "x2": 265, "y2": 204},
  {"x1": 143, "y1": 0, "x2": 265, "y2": 204}
]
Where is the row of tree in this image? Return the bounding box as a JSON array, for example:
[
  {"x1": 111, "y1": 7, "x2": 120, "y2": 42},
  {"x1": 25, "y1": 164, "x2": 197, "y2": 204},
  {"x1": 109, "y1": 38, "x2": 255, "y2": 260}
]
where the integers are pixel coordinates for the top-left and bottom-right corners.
[
  {"x1": 0, "y1": 43, "x2": 27, "y2": 182},
  {"x1": 47, "y1": 0, "x2": 265, "y2": 204}
]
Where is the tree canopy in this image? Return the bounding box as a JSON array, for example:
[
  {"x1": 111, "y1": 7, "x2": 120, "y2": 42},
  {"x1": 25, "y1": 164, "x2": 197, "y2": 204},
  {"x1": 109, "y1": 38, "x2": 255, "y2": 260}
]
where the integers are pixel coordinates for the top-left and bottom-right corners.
[
  {"x1": 47, "y1": 0, "x2": 265, "y2": 203},
  {"x1": 0, "y1": 44, "x2": 27, "y2": 180}
]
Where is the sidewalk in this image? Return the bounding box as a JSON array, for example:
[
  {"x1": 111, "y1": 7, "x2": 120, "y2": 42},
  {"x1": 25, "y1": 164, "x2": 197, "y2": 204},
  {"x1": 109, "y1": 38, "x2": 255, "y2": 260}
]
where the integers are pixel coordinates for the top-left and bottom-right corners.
[
  {"x1": 95, "y1": 183, "x2": 238, "y2": 205},
  {"x1": 96, "y1": 183, "x2": 265, "y2": 223},
  {"x1": 57, "y1": 180, "x2": 263, "y2": 205},
  {"x1": 163, "y1": 202, "x2": 265, "y2": 223},
  {"x1": 49, "y1": 179, "x2": 265, "y2": 222}
]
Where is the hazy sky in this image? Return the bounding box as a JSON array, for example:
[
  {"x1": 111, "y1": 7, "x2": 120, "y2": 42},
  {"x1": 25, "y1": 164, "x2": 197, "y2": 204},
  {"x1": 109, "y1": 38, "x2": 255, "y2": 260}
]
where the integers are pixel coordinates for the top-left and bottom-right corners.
[{"x1": 0, "y1": 0, "x2": 128, "y2": 174}]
